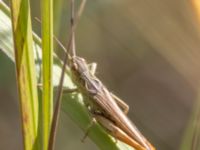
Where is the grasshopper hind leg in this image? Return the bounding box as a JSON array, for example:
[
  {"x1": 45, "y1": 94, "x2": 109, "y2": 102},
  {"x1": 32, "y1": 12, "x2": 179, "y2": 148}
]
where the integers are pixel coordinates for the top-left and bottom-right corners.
[
  {"x1": 94, "y1": 114, "x2": 146, "y2": 150},
  {"x1": 87, "y1": 62, "x2": 130, "y2": 115},
  {"x1": 110, "y1": 93, "x2": 129, "y2": 115}
]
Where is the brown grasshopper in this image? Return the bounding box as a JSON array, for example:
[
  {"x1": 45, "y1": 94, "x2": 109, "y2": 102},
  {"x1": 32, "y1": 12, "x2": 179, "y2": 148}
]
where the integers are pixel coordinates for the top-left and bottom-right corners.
[
  {"x1": 49, "y1": 0, "x2": 156, "y2": 150},
  {"x1": 69, "y1": 56, "x2": 155, "y2": 150}
]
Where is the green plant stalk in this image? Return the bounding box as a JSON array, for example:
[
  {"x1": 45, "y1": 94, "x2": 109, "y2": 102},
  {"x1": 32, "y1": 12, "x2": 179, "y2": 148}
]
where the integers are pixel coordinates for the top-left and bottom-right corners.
[
  {"x1": 41, "y1": 0, "x2": 54, "y2": 149},
  {"x1": 0, "y1": 2, "x2": 134, "y2": 150},
  {"x1": 9, "y1": 0, "x2": 39, "y2": 149}
]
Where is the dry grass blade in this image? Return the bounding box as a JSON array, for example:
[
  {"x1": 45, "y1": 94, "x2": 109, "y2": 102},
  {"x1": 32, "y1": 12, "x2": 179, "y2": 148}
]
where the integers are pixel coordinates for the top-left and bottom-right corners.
[{"x1": 48, "y1": 0, "x2": 87, "y2": 149}]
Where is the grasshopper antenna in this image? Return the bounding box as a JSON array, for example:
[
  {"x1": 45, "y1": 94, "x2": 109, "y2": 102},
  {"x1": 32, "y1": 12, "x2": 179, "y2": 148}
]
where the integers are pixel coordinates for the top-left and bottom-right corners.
[{"x1": 48, "y1": 0, "x2": 86, "y2": 150}]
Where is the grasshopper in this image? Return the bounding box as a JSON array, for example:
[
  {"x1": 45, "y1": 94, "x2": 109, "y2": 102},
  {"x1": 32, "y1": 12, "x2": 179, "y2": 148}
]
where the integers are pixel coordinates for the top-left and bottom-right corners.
[
  {"x1": 70, "y1": 56, "x2": 155, "y2": 150},
  {"x1": 49, "y1": 0, "x2": 156, "y2": 150}
]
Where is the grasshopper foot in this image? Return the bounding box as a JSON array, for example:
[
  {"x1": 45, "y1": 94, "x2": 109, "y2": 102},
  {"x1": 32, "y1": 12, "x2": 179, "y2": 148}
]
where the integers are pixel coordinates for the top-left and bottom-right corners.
[{"x1": 81, "y1": 118, "x2": 96, "y2": 142}]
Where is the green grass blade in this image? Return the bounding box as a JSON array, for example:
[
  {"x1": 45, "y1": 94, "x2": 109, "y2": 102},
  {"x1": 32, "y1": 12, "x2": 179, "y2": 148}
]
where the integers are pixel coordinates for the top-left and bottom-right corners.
[
  {"x1": 9, "y1": 0, "x2": 39, "y2": 149},
  {"x1": 180, "y1": 95, "x2": 200, "y2": 150},
  {"x1": 0, "y1": 2, "x2": 134, "y2": 150},
  {"x1": 41, "y1": 0, "x2": 54, "y2": 149}
]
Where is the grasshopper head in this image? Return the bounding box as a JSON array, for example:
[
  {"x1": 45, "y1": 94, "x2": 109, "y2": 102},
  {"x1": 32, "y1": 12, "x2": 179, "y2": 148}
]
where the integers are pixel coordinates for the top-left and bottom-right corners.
[{"x1": 71, "y1": 56, "x2": 88, "y2": 74}]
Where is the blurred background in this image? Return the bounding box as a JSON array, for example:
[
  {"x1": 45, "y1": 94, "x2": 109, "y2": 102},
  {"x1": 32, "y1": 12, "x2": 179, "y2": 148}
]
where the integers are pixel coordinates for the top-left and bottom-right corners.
[{"x1": 1, "y1": 0, "x2": 200, "y2": 149}]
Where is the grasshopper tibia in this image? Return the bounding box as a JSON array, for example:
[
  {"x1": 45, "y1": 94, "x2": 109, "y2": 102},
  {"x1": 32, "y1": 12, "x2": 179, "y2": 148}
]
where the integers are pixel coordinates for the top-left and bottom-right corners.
[
  {"x1": 37, "y1": 83, "x2": 78, "y2": 93},
  {"x1": 62, "y1": 87, "x2": 78, "y2": 93},
  {"x1": 110, "y1": 93, "x2": 129, "y2": 115},
  {"x1": 81, "y1": 117, "x2": 97, "y2": 142}
]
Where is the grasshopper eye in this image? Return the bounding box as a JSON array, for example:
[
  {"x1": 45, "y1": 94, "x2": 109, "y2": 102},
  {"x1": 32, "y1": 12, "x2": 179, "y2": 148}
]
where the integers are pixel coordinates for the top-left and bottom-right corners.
[
  {"x1": 71, "y1": 59, "x2": 78, "y2": 70},
  {"x1": 79, "y1": 57, "x2": 86, "y2": 63}
]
